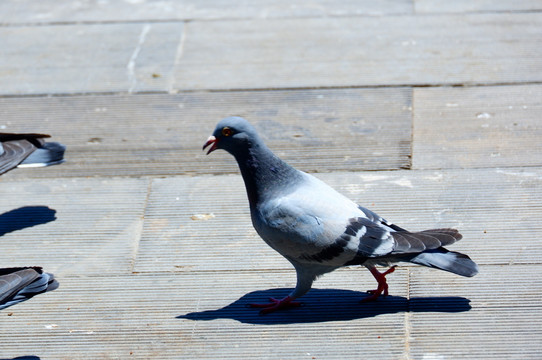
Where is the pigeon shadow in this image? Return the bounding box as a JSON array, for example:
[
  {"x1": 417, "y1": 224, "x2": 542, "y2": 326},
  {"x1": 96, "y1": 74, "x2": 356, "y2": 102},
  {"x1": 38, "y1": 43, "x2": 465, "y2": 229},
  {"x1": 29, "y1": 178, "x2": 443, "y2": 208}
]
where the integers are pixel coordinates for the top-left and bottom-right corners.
[
  {"x1": 0, "y1": 206, "x2": 56, "y2": 236},
  {"x1": 177, "y1": 288, "x2": 472, "y2": 325}
]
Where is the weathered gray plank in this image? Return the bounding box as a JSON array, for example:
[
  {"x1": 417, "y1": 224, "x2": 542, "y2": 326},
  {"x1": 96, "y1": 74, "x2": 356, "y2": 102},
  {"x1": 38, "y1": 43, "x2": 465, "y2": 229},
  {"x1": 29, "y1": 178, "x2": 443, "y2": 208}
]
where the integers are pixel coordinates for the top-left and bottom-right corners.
[
  {"x1": 415, "y1": 0, "x2": 542, "y2": 13},
  {"x1": 134, "y1": 168, "x2": 542, "y2": 273},
  {"x1": 3, "y1": 13, "x2": 540, "y2": 95},
  {"x1": 0, "y1": 22, "x2": 183, "y2": 95},
  {"x1": 0, "y1": 88, "x2": 411, "y2": 178},
  {"x1": 412, "y1": 84, "x2": 542, "y2": 169},
  {"x1": 0, "y1": 0, "x2": 413, "y2": 24},
  {"x1": 0, "y1": 177, "x2": 148, "y2": 276},
  {"x1": 0, "y1": 269, "x2": 409, "y2": 359},
  {"x1": 174, "y1": 13, "x2": 542, "y2": 90},
  {"x1": 408, "y1": 264, "x2": 542, "y2": 359}
]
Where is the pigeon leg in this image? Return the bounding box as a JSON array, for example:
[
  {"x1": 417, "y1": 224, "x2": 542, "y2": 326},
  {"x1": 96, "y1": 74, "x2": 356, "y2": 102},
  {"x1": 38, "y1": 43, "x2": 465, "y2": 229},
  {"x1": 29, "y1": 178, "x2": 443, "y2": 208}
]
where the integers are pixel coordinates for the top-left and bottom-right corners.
[
  {"x1": 361, "y1": 265, "x2": 397, "y2": 302},
  {"x1": 249, "y1": 296, "x2": 302, "y2": 315}
]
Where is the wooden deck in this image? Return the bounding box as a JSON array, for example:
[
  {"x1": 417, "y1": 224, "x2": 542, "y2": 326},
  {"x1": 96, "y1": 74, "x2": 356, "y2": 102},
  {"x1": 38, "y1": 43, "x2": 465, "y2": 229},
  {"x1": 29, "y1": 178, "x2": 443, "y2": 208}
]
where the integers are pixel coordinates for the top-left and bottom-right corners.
[{"x1": 1, "y1": 1, "x2": 541, "y2": 359}]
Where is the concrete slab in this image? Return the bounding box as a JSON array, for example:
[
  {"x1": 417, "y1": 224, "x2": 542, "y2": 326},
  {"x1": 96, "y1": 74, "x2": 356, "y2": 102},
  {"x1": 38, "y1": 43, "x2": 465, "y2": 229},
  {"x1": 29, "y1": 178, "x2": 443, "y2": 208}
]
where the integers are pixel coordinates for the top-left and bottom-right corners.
[{"x1": 412, "y1": 85, "x2": 542, "y2": 169}]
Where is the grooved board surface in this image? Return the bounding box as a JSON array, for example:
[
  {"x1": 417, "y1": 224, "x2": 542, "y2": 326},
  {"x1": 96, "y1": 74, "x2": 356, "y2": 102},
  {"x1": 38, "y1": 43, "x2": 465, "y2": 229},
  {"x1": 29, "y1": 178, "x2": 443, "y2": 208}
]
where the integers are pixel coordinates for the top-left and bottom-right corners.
[
  {"x1": 0, "y1": 177, "x2": 148, "y2": 276},
  {"x1": 0, "y1": 0, "x2": 413, "y2": 24},
  {"x1": 413, "y1": 85, "x2": 542, "y2": 169},
  {"x1": 1, "y1": 13, "x2": 541, "y2": 94},
  {"x1": 174, "y1": 13, "x2": 542, "y2": 90},
  {"x1": 134, "y1": 167, "x2": 542, "y2": 273},
  {"x1": 0, "y1": 88, "x2": 411, "y2": 178},
  {"x1": 415, "y1": 0, "x2": 542, "y2": 13},
  {"x1": 1, "y1": 2, "x2": 541, "y2": 359},
  {"x1": 0, "y1": 269, "x2": 409, "y2": 360},
  {"x1": 409, "y1": 265, "x2": 542, "y2": 359},
  {"x1": 0, "y1": 22, "x2": 183, "y2": 95}
]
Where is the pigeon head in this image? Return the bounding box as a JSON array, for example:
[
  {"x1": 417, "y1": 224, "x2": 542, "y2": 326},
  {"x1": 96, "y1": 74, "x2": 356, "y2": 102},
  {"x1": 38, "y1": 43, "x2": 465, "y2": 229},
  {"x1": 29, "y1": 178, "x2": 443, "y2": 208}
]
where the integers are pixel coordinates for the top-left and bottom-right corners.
[
  {"x1": 203, "y1": 117, "x2": 261, "y2": 156},
  {"x1": 203, "y1": 116, "x2": 301, "y2": 206}
]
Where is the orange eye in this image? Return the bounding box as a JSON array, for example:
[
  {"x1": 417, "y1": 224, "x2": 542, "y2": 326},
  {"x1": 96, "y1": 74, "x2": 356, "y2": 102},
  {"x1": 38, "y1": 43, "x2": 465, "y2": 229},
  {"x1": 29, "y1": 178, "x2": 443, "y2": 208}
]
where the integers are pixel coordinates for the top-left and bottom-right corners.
[{"x1": 222, "y1": 127, "x2": 233, "y2": 137}]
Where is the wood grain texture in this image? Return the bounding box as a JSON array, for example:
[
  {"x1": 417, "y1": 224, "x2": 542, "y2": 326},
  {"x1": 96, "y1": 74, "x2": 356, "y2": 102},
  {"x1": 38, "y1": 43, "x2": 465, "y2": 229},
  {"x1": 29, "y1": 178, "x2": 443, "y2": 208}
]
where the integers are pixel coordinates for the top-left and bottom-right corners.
[
  {"x1": 415, "y1": 0, "x2": 542, "y2": 13},
  {"x1": 0, "y1": 177, "x2": 148, "y2": 276},
  {"x1": 0, "y1": 88, "x2": 411, "y2": 178},
  {"x1": 0, "y1": 269, "x2": 409, "y2": 359},
  {"x1": 0, "y1": 0, "x2": 413, "y2": 24},
  {"x1": 0, "y1": 22, "x2": 183, "y2": 95},
  {"x1": 1, "y1": 2, "x2": 541, "y2": 359},
  {"x1": 413, "y1": 85, "x2": 542, "y2": 169},
  {"x1": 174, "y1": 13, "x2": 542, "y2": 90},
  {"x1": 2, "y1": 13, "x2": 540, "y2": 95},
  {"x1": 134, "y1": 167, "x2": 542, "y2": 273},
  {"x1": 409, "y1": 265, "x2": 542, "y2": 359}
]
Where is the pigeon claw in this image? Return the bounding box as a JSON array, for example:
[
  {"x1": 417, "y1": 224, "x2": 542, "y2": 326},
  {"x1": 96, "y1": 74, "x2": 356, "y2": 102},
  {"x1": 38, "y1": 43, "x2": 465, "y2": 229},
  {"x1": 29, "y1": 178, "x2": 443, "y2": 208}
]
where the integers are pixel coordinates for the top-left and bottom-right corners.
[
  {"x1": 360, "y1": 265, "x2": 397, "y2": 303},
  {"x1": 249, "y1": 296, "x2": 301, "y2": 315}
]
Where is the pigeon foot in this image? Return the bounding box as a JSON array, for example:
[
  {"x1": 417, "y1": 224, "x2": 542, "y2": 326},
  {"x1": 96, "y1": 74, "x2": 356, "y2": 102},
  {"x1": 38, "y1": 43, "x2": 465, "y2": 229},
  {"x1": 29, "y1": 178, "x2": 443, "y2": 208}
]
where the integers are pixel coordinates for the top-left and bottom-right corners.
[
  {"x1": 361, "y1": 265, "x2": 397, "y2": 302},
  {"x1": 249, "y1": 296, "x2": 302, "y2": 315}
]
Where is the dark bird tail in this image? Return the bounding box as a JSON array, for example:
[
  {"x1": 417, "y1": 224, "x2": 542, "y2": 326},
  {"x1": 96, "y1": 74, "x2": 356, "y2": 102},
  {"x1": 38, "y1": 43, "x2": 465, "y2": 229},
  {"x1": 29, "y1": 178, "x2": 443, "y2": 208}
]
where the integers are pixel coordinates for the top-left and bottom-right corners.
[
  {"x1": 19, "y1": 142, "x2": 66, "y2": 167},
  {"x1": 390, "y1": 228, "x2": 478, "y2": 277},
  {"x1": 406, "y1": 247, "x2": 479, "y2": 277}
]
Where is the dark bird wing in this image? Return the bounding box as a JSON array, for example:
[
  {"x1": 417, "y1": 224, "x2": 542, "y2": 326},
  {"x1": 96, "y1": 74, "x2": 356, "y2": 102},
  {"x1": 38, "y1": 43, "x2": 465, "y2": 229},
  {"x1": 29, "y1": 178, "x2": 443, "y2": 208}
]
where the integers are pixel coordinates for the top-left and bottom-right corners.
[
  {"x1": 0, "y1": 267, "x2": 57, "y2": 310},
  {"x1": 0, "y1": 133, "x2": 65, "y2": 175}
]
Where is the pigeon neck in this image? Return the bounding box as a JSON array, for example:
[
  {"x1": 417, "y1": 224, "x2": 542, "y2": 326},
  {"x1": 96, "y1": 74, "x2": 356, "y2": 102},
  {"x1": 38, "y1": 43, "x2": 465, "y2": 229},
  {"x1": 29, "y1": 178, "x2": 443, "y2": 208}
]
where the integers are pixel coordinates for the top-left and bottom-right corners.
[{"x1": 233, "y1": 142, "x2": 300, "y2": 207}]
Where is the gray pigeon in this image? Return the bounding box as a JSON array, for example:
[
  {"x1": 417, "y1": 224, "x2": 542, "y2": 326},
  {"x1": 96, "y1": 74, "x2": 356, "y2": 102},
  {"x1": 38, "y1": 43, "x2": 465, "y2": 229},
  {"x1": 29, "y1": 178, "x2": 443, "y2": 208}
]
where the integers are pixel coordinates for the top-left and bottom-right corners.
[
  {"x1": 203, "y1": 117, "x2": 478, "y2": 314},
  {"x1": 0, "y1": 133, "x2": 64, "y2": 309},
  {"x1": 0, "y1": 267, "x2": 57, "y2": 310},
  {"x1": 0, "y1": 133, "x2": 66, "y2": 175}
]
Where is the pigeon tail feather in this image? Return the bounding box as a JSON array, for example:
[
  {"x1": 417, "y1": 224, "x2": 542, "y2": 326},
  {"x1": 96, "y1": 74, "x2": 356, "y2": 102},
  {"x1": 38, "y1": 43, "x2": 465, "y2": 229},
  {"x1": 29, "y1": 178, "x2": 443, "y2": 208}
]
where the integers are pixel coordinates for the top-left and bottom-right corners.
[
  {"x1": 406, "y1": 248, "x2": 479, "y2": 277},
  {"x1": 392, "y1": 228, "x2": 462, "y2": 254}
]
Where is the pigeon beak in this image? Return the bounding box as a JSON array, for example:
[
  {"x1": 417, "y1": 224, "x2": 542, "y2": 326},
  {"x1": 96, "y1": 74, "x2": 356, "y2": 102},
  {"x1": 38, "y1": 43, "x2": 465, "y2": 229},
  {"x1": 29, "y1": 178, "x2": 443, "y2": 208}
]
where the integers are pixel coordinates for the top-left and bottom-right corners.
[{"x1": 202, "y1": 135, "x2": 218, "y2": 155}]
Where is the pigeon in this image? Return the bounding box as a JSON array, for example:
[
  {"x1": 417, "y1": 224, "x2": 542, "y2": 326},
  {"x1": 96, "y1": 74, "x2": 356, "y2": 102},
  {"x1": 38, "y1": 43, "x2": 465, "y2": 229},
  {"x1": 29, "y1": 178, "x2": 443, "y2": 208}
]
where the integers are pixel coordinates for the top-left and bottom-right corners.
[
  {"x1": 0, "y1": 133, "x2": 64, "y2": 309},
  {"x1": 203, "y1": 117, "x2": 478, "y2": 314},
  {"x1": 0, "y1": 267, "x2": 58, "y2": 310},
  {"x1": 0, "y1": 133, "x2": 66, "y2": 175}
]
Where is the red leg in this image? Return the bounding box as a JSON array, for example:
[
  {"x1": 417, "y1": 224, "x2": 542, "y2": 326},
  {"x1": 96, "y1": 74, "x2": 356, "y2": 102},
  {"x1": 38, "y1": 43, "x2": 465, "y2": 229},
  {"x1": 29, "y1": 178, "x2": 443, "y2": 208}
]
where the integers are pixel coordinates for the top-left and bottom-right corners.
[
  {"x1": 361, "y1": 265, "x2": 397, "y2": 303},
  {"x1": 249, "y1": 296, "x2": 302, "y2": 315}
]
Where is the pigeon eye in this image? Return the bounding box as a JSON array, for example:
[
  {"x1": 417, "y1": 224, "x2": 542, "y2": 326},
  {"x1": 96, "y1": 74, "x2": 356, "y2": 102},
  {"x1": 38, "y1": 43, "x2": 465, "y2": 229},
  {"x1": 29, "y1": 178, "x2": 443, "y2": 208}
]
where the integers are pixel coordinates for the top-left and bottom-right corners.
[{"x1": 222, "y1": 127, "x2": 233, "y2": 137}]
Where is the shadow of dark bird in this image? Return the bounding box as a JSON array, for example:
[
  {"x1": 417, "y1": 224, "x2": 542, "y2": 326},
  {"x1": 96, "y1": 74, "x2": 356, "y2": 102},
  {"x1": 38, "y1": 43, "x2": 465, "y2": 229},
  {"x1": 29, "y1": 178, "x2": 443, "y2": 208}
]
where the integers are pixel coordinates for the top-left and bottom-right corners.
[
  {"x1": 177, "y1": 288, "x2": 472, "y2": 325},
  {"x1": 0, "y1": 356, "x2": 41, "y2": 360},
  {"x1": 0, "y1": 208, "x2": 59, "y2": 310},
  {"x1": 0, "y1": 206, "x2": 57, "y2": 237}
]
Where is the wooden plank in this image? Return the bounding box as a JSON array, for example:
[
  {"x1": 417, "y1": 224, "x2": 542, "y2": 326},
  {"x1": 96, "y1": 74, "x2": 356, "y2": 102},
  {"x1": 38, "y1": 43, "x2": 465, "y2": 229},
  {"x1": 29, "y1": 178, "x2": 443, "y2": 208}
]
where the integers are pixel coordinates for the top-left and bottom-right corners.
[
  {"x1": 408, "y1": 264, "x2": 542, "y2": 359},
  {"x1": 174, "y1": 13, "x2": 542, "y2": 90},
  {"x1": 0, "y1": 0, "x2": 413, "y2": 24},
  {"x1": 0, "y1": 88, "x2": 411, "y2": 179},
  {"x1": 0, "y1": 22, "x2": 183, "y2": 95},
  {"x1": 0, "y1": 177, "x2": 148, "y2": 276},
  {"x1": 3, "y1": 13, "x2": 540, "y2": 95},
  {"x1": 0, "y1": 270, "x2": 409, "y2": 359},
  {"x1": 412, "y1": 84, "x2": 542, "y2": 169},
  {"x1": 415, "y1": 0, "x2": 542, "y2": 13},
  {"x1": 134, "y1": 167, "x2": 542, "y2": 273}
]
